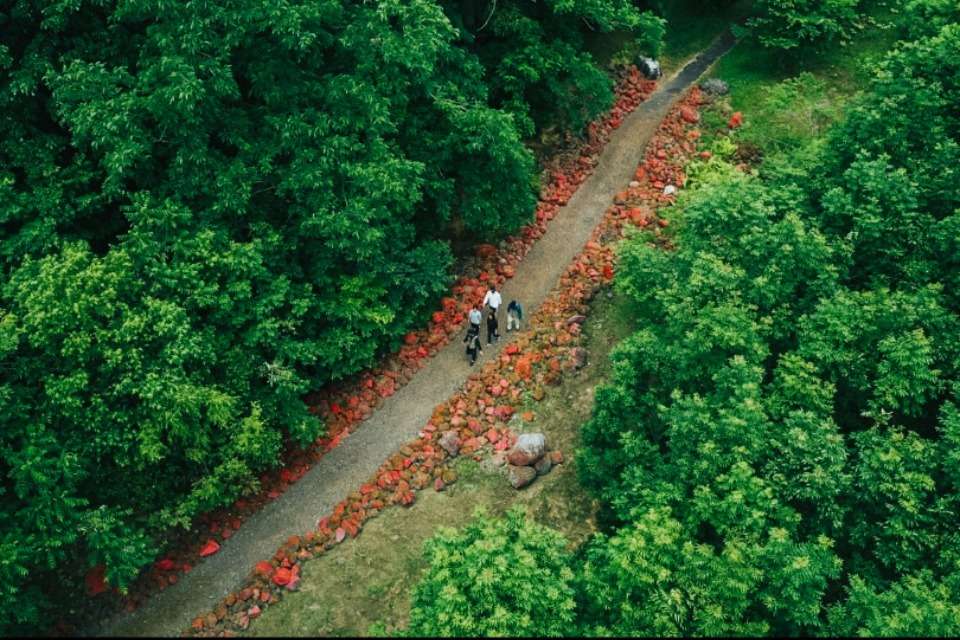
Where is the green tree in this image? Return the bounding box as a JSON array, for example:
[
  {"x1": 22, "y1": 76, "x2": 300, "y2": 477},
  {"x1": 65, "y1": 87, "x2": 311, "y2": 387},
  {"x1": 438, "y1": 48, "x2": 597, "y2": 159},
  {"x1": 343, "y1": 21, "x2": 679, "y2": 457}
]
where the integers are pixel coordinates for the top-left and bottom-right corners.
[
  {"x1": 407, "y1": 507, "x2": 577, "y2": 637},
  {"x1": 741, "y1": 0, "x2": 862, "y2": 52},
  {"x1": 0, "y1": 0, "x2": 662, "y2": 631},
  {"x1": 577, "y1": 19, "x2": 960, "y2": 634},
  {"x1": 828, "y1": 572, "x2": 960, "y2": 636}
]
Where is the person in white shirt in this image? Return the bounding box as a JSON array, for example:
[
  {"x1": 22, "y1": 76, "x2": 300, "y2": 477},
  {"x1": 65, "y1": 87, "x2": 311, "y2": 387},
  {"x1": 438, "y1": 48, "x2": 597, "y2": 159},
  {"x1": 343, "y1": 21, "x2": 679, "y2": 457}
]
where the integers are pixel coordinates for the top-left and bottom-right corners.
[{"x1": 483, "y1": 285, "x2": 502, "y2": 314}]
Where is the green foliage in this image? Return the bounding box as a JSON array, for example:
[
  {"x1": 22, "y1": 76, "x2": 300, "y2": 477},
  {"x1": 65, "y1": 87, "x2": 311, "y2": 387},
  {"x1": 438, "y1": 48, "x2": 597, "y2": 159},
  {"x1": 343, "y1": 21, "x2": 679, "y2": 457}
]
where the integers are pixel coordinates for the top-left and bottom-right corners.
[
  {"x1": 0, "y1": 0, "x2": 661, "y2": 631},
  {"x1": 900, "y1": 0, "x2": 960, "y2": 40},
  {"x1": 576, "y1": 14, "x2": 960, "y2": 635},
  {"x1": 442, "y1": 0, "x2": 665, "y2": 136},
  {"x1": 407, "y1": 507, "x2": 577, "y2": 637},
  {"x1": 741, "y1": 0, "x2": 862, "y2": 52},
  {"x1": 828, "y1": 572, "x2": 960, "y2": 636}
]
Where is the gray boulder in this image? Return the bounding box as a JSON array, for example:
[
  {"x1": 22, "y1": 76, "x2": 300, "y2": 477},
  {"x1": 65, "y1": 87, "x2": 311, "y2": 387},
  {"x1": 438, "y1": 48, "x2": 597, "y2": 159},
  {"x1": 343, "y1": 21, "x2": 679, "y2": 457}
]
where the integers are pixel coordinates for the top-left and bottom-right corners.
[
  {"x1": 534, "y1": 456, "x2": 553, "y2": 476},
  {"x1": 638, "y1": 57, "x2": 662, "y2": 80},
  {"x1": 508, "y1": 465, "x2": 537, "y2": 489},
  {"x1": 507, "y1": 432, "x2": 547, "y2": 466},
  {"x1": 700, "y1": 78, "x2": 730, "y2": 96},
  {"x1": 438, "y1": 430, "x2": 461, "y2": 457}
]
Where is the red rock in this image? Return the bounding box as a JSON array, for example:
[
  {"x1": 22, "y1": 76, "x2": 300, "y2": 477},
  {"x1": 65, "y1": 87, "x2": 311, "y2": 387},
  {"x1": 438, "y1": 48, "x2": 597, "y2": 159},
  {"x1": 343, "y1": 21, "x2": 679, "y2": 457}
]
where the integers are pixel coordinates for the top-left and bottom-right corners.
[
  {"x1": 476, "y1": 243, "x2": 498, "y2": 258},
  {"x1": 272, "y1": 567, "x2": 293, "y2": 586},
  {"x1": 85, "y1": 565, "x2": 108, "y2": 597},
  {"x1": 248, "y1": 605, "x2": 262, "y2": 619},
  {"x1": 680, "y1": 106, "x2": 700, "y2": 124},
  {"x1": 254, "y1": 561, "x2": 274, "y2": 578},
  {"x1": 728, "y1": 111, "x2": 743, "y2": 129},
  {"x1": 515, "y1": 356, "x2": 533, "y2": 380},
  {"x1": 238, "y1": 588, "x2": 253, "y2": 602},
  {"x1": 199, "y1": 540, "x2": 221, "y2": 557},
  {"x1": 485, "y1": 429, "x2": 500, "y2": 444},
  {"x1": 192, "y1": 617, "x2": 205, "y2": 631},
  {"x1": 343, "y1": 518, "x2": 361, "y2": 537},
  {"x1": 404, "y1": 332, "x2": 419, "y2": 346},
  {"x1": 550, "y1": 450, "x2": 564, "y2": 465},
  {"x1": 154, "y1": 558, "x2": 176, "y2": 572},
  {"x1": 259, "y1": 589, "x2": 271, "y2": 603},
  {"x1": 335, "y1": 527, "x2": 346, "y2": 543}
]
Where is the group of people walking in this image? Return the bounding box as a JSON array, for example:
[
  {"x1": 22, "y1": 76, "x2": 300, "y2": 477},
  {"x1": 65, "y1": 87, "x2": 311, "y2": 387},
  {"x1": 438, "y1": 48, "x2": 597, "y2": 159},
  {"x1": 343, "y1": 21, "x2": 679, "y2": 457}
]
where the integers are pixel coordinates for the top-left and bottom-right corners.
[{"x1": 463, "y1": 284, "x2": 523, "y2": 365}]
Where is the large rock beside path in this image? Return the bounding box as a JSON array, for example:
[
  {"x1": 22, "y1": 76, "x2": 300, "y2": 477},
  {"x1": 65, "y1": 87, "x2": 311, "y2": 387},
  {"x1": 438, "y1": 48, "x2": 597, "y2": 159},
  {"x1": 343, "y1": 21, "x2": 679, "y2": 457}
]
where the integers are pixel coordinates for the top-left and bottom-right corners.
[
  {"x1": 508, "y1": 465, "x2": 537, "y2": 489},
  {"x1": 507, "y1": 433, "x2": 547, "y2": 467},
  {"x1": 700, "y1": 78, "x2": 730, "y2": 96}
]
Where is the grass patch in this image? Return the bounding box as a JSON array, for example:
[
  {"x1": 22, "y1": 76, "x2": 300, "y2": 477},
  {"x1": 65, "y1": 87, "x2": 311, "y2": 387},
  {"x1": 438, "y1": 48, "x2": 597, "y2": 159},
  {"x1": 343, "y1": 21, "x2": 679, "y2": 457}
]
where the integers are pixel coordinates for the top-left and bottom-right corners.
[
  {"x1": 697, "y1": 1, "x2": 901, "y2": 158},
  {"x1": 247, "y1": 289, "x2": 638, "y2": 637}
]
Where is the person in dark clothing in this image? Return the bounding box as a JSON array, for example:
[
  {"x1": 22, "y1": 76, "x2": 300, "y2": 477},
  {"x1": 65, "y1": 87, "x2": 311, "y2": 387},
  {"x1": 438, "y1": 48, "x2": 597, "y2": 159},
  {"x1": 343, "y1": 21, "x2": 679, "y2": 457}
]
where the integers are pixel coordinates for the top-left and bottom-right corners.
[
  {"x1": 506, "y1": 299, "x2": 523, "y2": 331},
  {"x1": 486, "y1": 308, "x2": 499, "y2": 345},
  {"x1": 463, "y1": 323, "x2": 483, "y2": 365}
]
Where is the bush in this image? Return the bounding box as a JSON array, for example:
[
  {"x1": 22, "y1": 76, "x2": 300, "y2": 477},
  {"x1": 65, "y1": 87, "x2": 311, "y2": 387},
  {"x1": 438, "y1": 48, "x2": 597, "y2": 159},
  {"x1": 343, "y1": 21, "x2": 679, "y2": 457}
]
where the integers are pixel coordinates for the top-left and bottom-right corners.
[
  {"x1": 741, "y1": 0, "x2": 862, "y2": 52},
  {"x1": 577, "y1": 19, "x2": 960, "y2": 634},
  {"x1": 407, "y1": 507, "x2": 577, "y2": 637}
]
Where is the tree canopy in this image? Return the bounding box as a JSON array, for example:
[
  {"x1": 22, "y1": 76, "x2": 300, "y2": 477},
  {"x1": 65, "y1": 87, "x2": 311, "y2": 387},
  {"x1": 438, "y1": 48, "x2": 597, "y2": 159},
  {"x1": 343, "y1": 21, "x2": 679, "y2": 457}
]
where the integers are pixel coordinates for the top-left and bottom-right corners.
[
  {"x1": 406, "y1": 6, "x2": 960, "y2": 636},
  {"x1": 0, "y1": 0, "x2": 663, "y2": 632}
]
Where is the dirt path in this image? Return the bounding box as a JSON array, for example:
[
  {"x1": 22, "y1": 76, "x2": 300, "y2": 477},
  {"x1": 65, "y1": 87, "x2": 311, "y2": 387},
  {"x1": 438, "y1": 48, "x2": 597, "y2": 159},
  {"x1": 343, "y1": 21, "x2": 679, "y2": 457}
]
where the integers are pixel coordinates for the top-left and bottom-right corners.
[{"x1": 96, "y1": 32, "x2": 734, "y2": 638}]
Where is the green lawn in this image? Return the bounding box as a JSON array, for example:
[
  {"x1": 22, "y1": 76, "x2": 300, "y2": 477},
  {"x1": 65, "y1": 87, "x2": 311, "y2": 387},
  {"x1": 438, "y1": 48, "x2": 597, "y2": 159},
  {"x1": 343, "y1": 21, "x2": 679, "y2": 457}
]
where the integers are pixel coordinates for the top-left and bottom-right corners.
[{"x1": 698, "y1": 1, "x2": 902, "y2": 157}]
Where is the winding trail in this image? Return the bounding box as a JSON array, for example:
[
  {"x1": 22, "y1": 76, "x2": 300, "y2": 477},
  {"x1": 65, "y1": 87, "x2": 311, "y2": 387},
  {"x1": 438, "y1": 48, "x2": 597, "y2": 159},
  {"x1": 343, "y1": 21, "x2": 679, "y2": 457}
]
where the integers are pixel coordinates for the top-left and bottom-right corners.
[{"x1": 96, "y1": 32, "x2": 735, "y2": 638}]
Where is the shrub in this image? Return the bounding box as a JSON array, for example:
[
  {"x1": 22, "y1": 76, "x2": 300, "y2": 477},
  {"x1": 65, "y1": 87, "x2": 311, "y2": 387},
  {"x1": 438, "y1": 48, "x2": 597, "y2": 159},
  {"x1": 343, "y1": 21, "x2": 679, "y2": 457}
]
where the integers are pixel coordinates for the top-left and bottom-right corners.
[
  {"x1": 407, "y1": 507, "x2": 577, "y2": 637},
  {"x1": 741, "y1": 0, "x2": 862, "y2": 52}
]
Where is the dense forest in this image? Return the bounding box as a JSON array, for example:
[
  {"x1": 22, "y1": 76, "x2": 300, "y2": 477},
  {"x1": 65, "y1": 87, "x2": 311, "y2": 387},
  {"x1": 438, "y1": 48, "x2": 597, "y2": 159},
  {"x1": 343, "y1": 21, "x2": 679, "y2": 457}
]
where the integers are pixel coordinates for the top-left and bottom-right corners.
[
  {"x1": 407, "y1": 1, "x2": 960, "y2": 635},
  {"x1": 0, "y1": 0, "x2": 669, "y2": 631},
  {"x1": 4, "y1": 0, "x2": 959, "y2": 634}
]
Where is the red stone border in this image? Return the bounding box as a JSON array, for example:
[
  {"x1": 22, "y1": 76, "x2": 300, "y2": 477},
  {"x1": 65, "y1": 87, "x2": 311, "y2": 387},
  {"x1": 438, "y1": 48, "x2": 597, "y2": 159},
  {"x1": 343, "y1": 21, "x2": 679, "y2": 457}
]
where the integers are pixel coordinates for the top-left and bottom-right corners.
[{"x1": 184, "y1": 87, "x2": 709, "y2": 637}]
